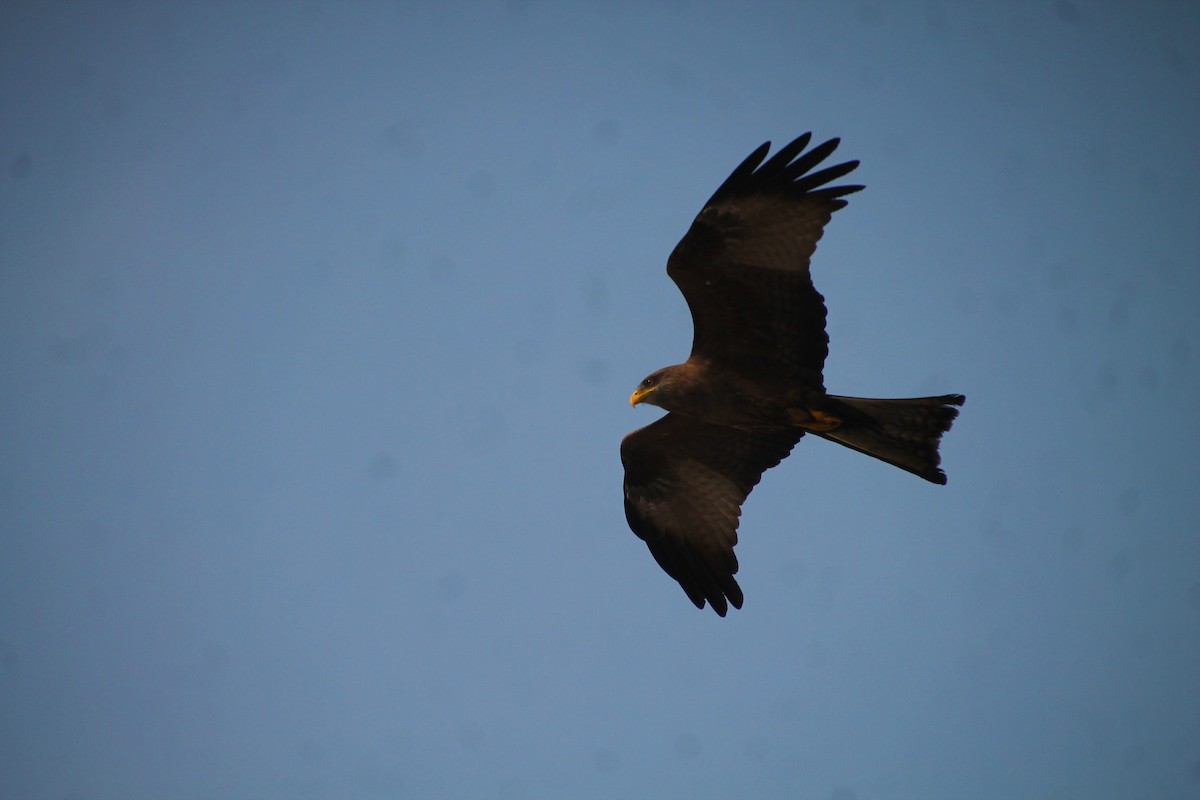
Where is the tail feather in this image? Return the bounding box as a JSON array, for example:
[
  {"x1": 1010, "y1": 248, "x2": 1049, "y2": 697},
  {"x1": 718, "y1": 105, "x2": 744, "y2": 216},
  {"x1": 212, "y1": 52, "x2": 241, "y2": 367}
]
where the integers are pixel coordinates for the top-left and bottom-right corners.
[{"x1": 816, "y1": 394, "x2": 965, "y2": 484}]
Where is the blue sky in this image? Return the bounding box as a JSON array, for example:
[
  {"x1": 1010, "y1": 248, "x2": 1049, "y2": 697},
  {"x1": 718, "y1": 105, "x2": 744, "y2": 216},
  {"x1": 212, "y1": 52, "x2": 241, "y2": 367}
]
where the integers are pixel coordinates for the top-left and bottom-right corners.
[{"x1": 2, "y1": 2, "x2": 1198, "y2": 798}]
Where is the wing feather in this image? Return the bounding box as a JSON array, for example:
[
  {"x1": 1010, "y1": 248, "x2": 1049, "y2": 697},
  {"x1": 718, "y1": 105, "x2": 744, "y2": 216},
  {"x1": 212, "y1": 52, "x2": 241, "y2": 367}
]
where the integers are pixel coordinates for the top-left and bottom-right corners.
[
  {"x1": 666, "y1": 134, "x2": 863, "y2": 385},
  {"x1": 620, "y1": 414, "x2": 802, "y2": 616}
]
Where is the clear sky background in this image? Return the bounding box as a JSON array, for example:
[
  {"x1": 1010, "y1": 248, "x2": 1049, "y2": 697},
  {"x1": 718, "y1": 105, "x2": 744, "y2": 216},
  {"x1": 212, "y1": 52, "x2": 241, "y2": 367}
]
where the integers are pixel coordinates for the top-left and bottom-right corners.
[{"x1": 2, "y1": 2, "x2": 1198, "y2": 799}]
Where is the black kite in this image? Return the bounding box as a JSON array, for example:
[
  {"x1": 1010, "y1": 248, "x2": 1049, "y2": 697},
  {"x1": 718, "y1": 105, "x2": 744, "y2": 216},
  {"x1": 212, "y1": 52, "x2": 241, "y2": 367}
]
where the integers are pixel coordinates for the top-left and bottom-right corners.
[{"x1": 621, "y1": 133, "x2": 964, "y2": 616}]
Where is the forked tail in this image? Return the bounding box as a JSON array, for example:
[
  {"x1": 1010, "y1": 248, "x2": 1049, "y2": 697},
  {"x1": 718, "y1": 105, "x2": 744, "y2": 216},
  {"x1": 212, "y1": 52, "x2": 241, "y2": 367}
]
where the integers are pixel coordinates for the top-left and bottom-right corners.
[{"x1": 816, "y1": 394, "x2": 965, "y2": 484}]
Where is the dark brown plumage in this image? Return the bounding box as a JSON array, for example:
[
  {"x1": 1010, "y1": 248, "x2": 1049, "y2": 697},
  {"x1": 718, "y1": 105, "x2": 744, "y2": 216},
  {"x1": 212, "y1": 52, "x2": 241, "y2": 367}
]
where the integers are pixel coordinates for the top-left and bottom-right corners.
[{"x1": 621, "y1": 133, "x2": 964, "y2": 616}]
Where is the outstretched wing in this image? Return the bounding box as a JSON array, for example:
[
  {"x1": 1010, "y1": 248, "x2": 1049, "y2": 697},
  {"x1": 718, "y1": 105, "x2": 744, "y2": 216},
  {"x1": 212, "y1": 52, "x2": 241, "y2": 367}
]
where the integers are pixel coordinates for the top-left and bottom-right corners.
[
  {"x1": 667, "y1": 134, "x2": 862, "y2": 388},
  {"x1": 620, "y1": 413, "x2": 802, "y2": 616}
]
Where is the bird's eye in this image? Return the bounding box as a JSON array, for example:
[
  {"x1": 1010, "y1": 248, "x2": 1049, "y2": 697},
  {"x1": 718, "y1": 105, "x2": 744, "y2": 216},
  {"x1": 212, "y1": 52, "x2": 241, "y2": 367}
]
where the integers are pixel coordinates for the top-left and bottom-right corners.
[{"x1": 643, "y1": 377, "x2": 655, "y2": 387}]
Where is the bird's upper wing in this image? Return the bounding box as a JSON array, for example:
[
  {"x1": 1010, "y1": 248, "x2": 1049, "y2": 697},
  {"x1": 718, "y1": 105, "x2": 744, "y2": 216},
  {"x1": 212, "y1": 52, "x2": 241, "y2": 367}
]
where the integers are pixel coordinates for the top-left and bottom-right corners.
[
  {"x1": 666, "y1": 134, "x2": 862, "y2": 386},
  {"x1": 620, "y1": 413, "x2": 803, "y2": 616}
]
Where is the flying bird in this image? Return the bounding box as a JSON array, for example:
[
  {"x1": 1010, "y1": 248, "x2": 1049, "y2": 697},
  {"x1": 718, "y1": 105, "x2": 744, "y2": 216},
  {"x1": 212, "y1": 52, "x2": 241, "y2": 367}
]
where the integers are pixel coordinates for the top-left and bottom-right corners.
[{"x1": 621, "y1": 133, "x2": 964, "y2": 616}]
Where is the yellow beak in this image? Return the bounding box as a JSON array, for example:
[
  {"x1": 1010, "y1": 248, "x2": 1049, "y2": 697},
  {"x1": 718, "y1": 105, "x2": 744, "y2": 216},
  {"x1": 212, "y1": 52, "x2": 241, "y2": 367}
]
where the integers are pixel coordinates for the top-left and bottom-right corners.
[{"x1": 630, "y1": 387, "x2": 650, "y2": 407}]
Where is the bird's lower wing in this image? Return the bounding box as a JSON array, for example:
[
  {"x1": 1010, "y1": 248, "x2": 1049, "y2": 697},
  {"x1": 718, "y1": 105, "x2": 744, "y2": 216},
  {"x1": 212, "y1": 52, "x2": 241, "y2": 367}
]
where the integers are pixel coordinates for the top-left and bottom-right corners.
[{"x1": 620, "y1": 414, "x2": 802, "y2": 616}]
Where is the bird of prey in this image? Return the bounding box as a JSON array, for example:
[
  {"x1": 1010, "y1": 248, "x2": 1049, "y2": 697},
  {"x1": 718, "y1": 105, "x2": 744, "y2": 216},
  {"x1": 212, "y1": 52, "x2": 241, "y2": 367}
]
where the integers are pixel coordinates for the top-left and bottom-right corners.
[{"x1": 621, "y1": 133, "x2": 964, "y2": 616}]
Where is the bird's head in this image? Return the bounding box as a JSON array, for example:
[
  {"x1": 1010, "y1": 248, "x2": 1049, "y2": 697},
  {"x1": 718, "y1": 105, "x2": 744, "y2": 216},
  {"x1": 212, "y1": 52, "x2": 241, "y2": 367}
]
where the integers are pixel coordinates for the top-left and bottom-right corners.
[{"x1": 630, "y1": 367, "x2": 677, "y2": 408}]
